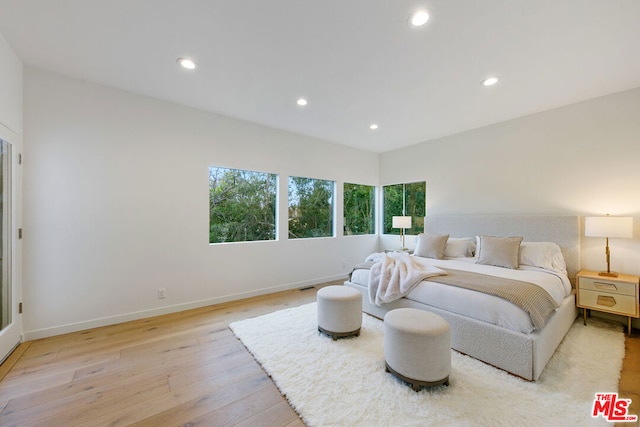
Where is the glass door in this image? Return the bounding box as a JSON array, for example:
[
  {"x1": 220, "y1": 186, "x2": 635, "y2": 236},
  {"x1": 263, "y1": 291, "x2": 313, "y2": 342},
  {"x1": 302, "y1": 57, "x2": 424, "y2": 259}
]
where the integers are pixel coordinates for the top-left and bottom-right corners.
[{"x1": 0, "y1": 136, "x2": 21, "y2": 362}]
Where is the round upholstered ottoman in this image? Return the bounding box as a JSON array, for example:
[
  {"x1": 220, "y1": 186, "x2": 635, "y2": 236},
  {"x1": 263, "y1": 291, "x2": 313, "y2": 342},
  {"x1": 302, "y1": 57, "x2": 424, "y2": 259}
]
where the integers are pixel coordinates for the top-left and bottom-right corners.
[
  {"x1": 384, "y1": 308, "x2": 451, "y2": 390},
  {"x1": 317, "y1": 285, "x2": 362, "y2": 340}
]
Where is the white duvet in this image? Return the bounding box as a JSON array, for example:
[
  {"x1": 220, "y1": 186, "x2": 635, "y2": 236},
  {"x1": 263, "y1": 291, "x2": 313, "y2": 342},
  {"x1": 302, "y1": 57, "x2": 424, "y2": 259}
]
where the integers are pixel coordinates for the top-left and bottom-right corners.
[{"x1": 351, "y1": 255, "x2": 572, "y2": 334}]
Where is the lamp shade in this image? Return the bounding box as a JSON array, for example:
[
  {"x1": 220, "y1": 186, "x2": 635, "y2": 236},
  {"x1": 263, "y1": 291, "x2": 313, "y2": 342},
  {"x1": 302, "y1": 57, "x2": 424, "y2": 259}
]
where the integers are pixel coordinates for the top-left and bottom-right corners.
[
  {"x1": 584, "y1": 216, "x2": 633, "y2": 238},
  {"x1": 392, "y1": 216, "x2": 412, "y2": 229}
]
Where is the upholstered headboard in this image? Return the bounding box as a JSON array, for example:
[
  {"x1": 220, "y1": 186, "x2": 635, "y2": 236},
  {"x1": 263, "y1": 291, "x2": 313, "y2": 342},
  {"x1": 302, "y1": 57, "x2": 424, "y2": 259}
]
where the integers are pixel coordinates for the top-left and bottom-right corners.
[{"x1": 424, "y1": 215, "x2": 581, "y2": 280}]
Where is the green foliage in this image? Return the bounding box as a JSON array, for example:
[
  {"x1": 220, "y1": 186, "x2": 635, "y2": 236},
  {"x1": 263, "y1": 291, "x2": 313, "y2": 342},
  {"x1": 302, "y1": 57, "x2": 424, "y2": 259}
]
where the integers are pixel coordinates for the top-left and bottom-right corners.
[
  {"x1": 209, "y1": 166, "x2": 423, "y2": 243},
  {"x1": 343, "y1": 183, "x2": 375, "y2": 235},
  {"x1": 383, "y1": 181, "x2": 426, "y2": 235},
  {"x1": 383, "y1": 184, "x2": 403, "y2": 235},
  {"x1": 209, "y1": 167, "x2": 277, "y2": 243},
  {"x1": 288, "y1": 176, "x2": 334, "y2": 239}
]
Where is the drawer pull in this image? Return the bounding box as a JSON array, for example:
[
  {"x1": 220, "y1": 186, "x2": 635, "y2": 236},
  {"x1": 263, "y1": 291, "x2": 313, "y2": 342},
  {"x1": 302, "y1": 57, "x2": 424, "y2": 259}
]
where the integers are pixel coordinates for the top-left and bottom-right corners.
[
  {"x1": 594, "y1": 282, "x2": 617, "y2": 291},
  {"x1": 597, "y1": 295, "x2": 616, "y2": 307}
]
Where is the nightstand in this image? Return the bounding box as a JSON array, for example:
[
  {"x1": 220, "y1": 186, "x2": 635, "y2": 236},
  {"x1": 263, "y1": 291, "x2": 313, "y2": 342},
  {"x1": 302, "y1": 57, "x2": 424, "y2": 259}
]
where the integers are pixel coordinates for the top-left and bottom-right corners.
[{"x1": 576, "y1": 270, "x2": 639, "y2": 337}]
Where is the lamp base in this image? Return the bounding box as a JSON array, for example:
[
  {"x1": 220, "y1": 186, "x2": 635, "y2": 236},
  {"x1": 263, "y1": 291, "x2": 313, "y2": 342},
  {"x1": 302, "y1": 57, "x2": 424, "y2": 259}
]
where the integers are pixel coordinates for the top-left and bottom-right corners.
[{"x1": 598, "y1": 271, "x2": 619, "y2": 278}]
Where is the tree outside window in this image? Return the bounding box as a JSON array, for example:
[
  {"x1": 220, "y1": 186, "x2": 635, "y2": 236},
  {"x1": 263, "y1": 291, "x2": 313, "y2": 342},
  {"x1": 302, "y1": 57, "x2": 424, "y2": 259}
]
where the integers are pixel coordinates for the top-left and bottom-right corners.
[
  {"x1": 383, "y1": 181, "x2": 426, "y2": 235},
  {"x1": 209, "y1": 166, "x2": 277, "y2": 243},
  {"x1": 288, "y1": 176, "x2": 334, "y2": 239},
  {"x1": 343, "y1": 183, "x2": 375, "y2": 235}
]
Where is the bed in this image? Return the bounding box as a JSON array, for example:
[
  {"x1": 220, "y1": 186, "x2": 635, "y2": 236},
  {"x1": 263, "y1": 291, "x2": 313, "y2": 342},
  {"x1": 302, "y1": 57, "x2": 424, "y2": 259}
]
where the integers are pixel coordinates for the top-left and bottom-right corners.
[{"x1": 344, "y1": 215, "x2": 580, "y2": 381}]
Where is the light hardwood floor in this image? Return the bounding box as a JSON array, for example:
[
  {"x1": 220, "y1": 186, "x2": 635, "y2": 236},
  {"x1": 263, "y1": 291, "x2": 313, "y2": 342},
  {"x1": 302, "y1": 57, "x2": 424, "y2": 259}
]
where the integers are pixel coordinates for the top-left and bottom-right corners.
[{"x1": 0, "y1": 280, "x2": 638, "y2": 427}]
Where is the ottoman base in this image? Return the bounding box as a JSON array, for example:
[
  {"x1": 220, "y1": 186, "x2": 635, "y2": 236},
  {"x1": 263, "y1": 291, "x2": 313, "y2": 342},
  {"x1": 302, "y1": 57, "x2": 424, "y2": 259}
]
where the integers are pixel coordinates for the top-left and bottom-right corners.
[
  {"x1": 385, "y1": 362, "x2": 449, "y2": 391},
  {"x1": 318, "y1": 325, "x2": 360, "y2": 341}
]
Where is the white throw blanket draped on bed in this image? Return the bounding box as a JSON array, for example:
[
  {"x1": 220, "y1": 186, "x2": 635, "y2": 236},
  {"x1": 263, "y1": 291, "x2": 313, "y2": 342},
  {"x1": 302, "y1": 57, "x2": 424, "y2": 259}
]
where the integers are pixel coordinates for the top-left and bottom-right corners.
[{"x1": 366, "y1": 252, "x2": 446, "y2": 305}]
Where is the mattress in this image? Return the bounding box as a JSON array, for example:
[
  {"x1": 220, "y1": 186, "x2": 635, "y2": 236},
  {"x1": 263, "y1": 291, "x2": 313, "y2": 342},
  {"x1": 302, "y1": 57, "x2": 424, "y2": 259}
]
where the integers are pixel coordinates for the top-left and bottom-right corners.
[{"x1": 350, "y1": 256, "x2": 572, "y2": 334}]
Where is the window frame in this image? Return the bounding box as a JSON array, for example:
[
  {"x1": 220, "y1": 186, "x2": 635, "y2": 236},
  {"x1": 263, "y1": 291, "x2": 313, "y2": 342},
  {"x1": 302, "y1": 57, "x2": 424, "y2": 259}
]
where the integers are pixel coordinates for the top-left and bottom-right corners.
[
  {"x1": 382, "y1": 181, "x2": 426, "y2": 236},
  {"x1": 343, "y1": 182, "x2": 376, "y2": 236},
  {"x1": 208, "y1": 166, "x2": 278, "y2": 244},
  {"x1": 288, "y1": 175, "x2": 336, "y2": 239}
]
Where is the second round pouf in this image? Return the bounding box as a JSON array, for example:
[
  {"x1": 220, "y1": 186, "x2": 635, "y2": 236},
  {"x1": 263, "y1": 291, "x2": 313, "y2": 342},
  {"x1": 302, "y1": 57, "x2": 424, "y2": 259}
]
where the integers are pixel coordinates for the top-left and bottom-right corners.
[{"x1": 384, "y1": 307, "x2": 451, "y2": 390}]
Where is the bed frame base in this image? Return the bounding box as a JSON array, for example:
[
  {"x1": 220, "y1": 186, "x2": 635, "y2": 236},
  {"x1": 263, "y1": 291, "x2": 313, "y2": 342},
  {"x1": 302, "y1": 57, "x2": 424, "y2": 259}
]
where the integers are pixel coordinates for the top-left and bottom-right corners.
[{"x1": 345, "y1": 280, "x2": 577, "y2": 381}]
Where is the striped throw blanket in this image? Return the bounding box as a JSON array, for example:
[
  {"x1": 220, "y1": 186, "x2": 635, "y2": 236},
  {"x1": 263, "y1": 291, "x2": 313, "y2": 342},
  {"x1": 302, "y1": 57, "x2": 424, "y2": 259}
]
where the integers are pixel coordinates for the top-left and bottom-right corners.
[{"x1": 428, "y1": 269, "x2": 559, "y2": 329}]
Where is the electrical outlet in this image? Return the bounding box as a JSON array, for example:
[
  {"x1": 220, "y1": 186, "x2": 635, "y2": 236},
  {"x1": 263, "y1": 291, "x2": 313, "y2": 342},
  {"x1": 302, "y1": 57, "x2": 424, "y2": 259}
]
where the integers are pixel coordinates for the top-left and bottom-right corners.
[{"x1": 158, "y1": 288, "x2": 166, "y2": 299}]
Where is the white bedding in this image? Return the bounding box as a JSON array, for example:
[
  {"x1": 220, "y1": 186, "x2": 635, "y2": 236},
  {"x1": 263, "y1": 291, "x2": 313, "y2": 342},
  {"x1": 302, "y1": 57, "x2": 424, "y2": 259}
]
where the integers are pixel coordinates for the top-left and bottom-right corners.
[{"x1": 350, "y1": 256, "x2": 572, "y2": 334}]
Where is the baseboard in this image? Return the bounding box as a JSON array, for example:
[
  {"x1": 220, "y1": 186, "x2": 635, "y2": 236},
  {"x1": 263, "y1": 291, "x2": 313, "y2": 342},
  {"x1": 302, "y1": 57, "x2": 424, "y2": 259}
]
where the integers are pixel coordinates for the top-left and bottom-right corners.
[{"x1": 23, "y1": 274, "x2": 347, "y2": 340}]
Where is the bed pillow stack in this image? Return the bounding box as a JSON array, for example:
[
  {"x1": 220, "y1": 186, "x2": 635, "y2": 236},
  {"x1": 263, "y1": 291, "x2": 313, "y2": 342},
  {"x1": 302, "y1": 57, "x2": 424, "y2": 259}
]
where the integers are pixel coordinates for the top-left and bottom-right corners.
[{"x1": 413, "y1": 234, "x2": 567, "y2": 274}]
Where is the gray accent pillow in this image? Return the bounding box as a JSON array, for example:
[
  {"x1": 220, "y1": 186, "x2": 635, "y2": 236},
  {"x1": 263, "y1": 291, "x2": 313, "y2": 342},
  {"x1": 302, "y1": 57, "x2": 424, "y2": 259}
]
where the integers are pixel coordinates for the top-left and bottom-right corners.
[
  {"x1": 414, "y1": 233, "x2": 449, "y2": 259},
  {"x1": 476, "y1": 235, "x2": 523, "y2": 269}
]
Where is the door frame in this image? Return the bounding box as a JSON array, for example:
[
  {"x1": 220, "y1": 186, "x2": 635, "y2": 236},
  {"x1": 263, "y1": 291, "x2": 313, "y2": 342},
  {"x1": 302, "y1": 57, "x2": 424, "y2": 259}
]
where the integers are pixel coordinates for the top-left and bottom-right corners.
[{"x1": 0, "y1": 122, "x2": 22, "y2": 363}]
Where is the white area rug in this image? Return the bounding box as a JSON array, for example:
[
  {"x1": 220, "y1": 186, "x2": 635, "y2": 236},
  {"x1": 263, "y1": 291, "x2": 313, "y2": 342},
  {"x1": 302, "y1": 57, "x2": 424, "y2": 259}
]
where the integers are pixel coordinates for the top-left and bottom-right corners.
[{"x1": 230, "y1": 303, "x2": 625, "y2": 427}]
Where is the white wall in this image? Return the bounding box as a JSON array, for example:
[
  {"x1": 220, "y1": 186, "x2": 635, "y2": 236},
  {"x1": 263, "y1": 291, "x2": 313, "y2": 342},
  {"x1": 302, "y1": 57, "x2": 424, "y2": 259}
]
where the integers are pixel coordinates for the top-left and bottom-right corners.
[
  {"x1": 23, "y1": 68, "x2": 379, "y2": 339},
  {"x1": 380, "y1": 87, "x2": 640, "y2": 326}
]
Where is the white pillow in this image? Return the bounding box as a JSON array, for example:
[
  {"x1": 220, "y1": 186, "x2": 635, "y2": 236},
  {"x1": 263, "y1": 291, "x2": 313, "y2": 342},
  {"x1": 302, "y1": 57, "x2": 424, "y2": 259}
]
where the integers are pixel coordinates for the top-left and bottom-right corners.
[
  {"x1": 414, "y1": 233, "x2": 449, "y2": 259},
  {"x1": 519, "y1": 241, "x2": 567, "y2": 273},
  {"x1": 444, "y1": 237, "x2": 476, "y2": 258},
  {"x1": 476, "y1": 235, "x2": 523, "y2": 269}
]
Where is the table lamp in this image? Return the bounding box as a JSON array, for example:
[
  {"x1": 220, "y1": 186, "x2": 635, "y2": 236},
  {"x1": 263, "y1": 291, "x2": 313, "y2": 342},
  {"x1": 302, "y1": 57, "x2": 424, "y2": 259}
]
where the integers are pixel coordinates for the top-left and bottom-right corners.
[
  {"x1": 584, "y1": 215, "x2": 633, "y2": 277},
  {"x1": 392, "y1": 216, "x2": 412, "y2": 251}
]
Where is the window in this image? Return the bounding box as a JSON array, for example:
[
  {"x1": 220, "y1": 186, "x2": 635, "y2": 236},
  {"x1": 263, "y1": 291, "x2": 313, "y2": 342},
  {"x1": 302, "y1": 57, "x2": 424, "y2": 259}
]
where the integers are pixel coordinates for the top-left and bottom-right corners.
[
  {"x1": 383, "y1": 181, "x2": 426, "y2": 235},
  {"x1": 288, "y1": 176, "x2": 334, "y2": 239},
  {"x1": 343, "y1": 183, "x2": 375, "y2": 235},
  {"x1": 209, "y1": 166, "x2": 277, "y2": 243}
]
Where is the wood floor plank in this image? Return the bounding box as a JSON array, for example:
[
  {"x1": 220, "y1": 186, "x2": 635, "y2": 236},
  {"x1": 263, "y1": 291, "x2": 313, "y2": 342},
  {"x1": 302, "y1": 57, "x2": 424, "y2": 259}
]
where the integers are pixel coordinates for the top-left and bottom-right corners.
[
  {"x1": 179, "y1": 382, "x2": 288, "y2": 427},
  {"x1": 0, "y1": 374, "x2": 170, "y2": 426},
  {"x1": 167, "y1": 345, "x2": 258, "y2": 391},
  {"x1": 85, "y1": 370, "x2": 272, "y2": 427},
  {"x1": 232, "y1": 399, "x2": 303, "y2": 427},
  {"x1": 129, "y1": 373, "x2": 280, "y2": 426},
  {"x1": 3, "y1": 357, "x2": 168, "y2": 416},
  {"x1": 0, "y1": 342, "x2": 31, "y2": 382},
  {"x1": 5, "y1": 322, "x2": 237, "y2": 398},
  {"x1": 3, "y1": 347, "x2": 122, "y2": 383},
  {"x1": 283, "y1": 419, "x2": 308, "y2": 427},
  {"x1": 0, "y1": 370, "x2": 77, "y2": 403}
]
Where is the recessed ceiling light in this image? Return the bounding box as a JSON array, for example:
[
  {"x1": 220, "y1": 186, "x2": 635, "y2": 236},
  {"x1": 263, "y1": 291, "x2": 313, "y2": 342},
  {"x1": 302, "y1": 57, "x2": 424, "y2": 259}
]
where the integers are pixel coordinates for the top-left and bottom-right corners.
[
  {"x1": 177, "y1": 58, "x2": 196, "y2": 70},
  {"x1": 409, "y1": 9, "x2": 430, "y2": 27},
  {"x1": 296, "y1": 98, "x2": 308, "y2": 107},
  {"x1": 369, "y1": 124, "x2": 379, "y2": 130},
  {"x1": 482, "y1": 76, "x2": 499, "y2": 86}
]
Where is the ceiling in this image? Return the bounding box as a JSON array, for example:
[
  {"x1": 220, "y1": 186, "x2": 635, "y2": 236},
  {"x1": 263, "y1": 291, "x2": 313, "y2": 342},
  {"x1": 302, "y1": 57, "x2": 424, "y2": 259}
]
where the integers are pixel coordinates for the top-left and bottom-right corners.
[{"x1": 1, "y1": 1, "x2": 639, "y2": 153}]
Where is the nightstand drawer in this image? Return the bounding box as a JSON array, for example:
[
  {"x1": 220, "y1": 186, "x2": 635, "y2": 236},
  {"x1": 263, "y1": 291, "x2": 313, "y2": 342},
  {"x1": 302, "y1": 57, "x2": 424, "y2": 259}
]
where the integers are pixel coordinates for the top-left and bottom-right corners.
[
  {"x1": 578, "y1": 277, "x2": 637, "y2": 297},
  {"x1": 578, "y1": 289, "x2": 638, "y2": 316}
]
